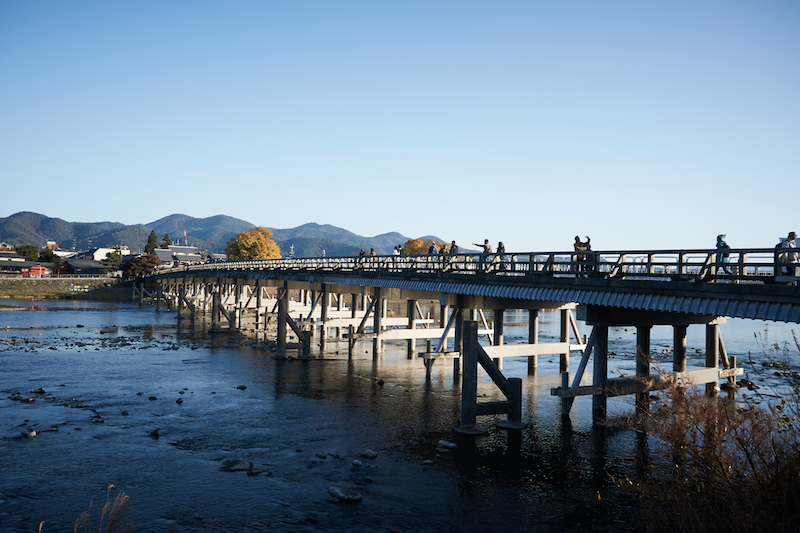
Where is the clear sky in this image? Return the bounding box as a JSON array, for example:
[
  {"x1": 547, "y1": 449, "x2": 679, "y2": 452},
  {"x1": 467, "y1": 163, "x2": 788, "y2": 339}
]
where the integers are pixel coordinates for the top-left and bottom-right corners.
[{"x1": 1, "y1": 1, "x2": 798, "y2": 252}]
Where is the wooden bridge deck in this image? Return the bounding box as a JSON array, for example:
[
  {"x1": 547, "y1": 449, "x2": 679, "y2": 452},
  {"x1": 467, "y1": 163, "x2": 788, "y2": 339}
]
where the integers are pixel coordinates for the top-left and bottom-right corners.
[{"x1": 152, "y1": 247, "x2": 800, "y2": 323}]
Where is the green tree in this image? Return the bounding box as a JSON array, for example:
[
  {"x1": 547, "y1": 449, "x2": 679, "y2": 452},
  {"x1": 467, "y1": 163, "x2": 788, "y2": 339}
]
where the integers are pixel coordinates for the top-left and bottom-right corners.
[
  {"x1": 101, "y1": 248, "x2": 123, "y2": 272},
  {"x1": 37, "y1": 248, "x2": 61, "y2": 264},
  {"x1": 15, "y1": 245, "x2": 39, "y2": 261},
  {"x1": 161, "y1": 233, "x2": 172, "y2": 249},
  {"x1": 122, "y1": 254, "x2": 161, "y2": 280},
  {"x1": 225, "y1": 227, "x2": 281, "y2": 261},
  {"x1": 144, "y1": 230, "x2": 158, "y2": 254}
]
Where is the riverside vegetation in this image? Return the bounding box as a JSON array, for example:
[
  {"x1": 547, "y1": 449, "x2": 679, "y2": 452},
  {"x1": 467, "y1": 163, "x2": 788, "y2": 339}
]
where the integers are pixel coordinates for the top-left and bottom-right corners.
[{"x1": 619, "y1": 330, "x2": 800, "y2": 533}]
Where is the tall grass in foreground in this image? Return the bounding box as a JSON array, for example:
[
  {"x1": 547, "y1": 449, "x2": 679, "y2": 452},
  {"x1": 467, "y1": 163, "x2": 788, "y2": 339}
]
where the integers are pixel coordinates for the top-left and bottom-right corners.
[
  {"x1": 618, "y1": 330, "x2": 800, "y2": 533},
  {"x1": 37, "y1": 486, "x2": 134, "y2": 533}
]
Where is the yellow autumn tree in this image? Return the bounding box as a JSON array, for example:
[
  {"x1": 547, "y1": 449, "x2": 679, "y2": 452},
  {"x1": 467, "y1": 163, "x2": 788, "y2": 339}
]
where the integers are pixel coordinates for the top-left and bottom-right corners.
[
  {"x1": 225, "y1": 227, "x2": 281, "y2": 261},
  {"x1": 403, "y1": 238, "x2": 445, "y2": 255}
]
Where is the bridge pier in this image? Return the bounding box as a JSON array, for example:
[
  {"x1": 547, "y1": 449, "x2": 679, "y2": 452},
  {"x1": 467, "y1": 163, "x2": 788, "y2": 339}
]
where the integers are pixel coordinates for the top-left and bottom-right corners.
[
  {"x1": 372, "y1": 287, "x2": 384, "y2": 358},
  {"x1": 636, "y1": 325, "x2": 651, "y2": 412},
  {"x1": 455, "y1": 320, "x2": 523, "y2": 434},
  {"x1": 527, "y1": 309, "x2": 539, "y2": 375},
  {"x1": 406, "y1": 299, "x2": 416, "y2": 359},
  {"x1": 557, "y1": 307, "x2": 739, "y2": 417},
  {"x1": 592, "y1": 325, "x2": 609, "y2": 418},
  {"x1": 492, "y1": 309, "x2": 504, "y2": 371},
  {"x1": 706, "y1": 323, "x2": 720, "y2": 396}
]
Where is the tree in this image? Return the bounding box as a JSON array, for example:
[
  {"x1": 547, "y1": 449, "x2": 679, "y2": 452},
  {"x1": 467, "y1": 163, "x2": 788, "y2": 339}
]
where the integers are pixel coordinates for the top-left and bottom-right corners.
[
  {"x1": 15, "y1": 245, "x2": 39, "y2": 262},
  {"x1": 144, "y1": 230, "x2": 158, "y2": 254},
  {"x1": 37, "y1": 248, "x2": 61, "y2": 264},
  {"x1": 122, "y1": 254, "x2": 161, "y2": 280},
  {"x1": 403, "y1": 238, "x2": 444, "y2": 255},
  {"x1": 101, "y1": 248, "x2": 122, "y2": 272},
  {"x1": 161, "y1": 233, "x2": 172, "y2": 249},
  {"x1": 225, "y1": 227, "x2": 281, "y2": 261}
]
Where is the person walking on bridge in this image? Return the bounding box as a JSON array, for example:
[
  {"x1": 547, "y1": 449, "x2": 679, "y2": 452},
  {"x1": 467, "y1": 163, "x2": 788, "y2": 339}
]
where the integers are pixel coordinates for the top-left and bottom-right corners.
[
  {"x1": 497, "y1": 241, "x2": 506, "y2": 270},
  {"x1": 781, "y1": 231, "x2": 797, "y2": 278},
  {"x1": 716, "y1": 234, "x2": 732, "y2": 275}
]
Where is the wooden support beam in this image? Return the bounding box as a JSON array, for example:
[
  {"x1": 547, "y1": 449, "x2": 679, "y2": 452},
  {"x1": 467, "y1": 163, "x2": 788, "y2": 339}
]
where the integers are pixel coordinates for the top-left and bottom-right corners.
[
  {"x1": 493, "y1": 309, "x2": 504, "y2": 371},
  {"x1": 457, "y1": 320, "x2": 481, "y2": 432},
  {"x1": 406, "y1": 299, "x2": 416, "y2": 360},
  {"x1": 636, "y1": 325, "x2": 651, "y2": 412},
  {"x1": 435, "y1": 307, "x2": 460, "y2": 353},
  {"x1": 706, "y1": 323, "x2": 720, "y2": 395},
  {"x1": 372, "y1": 288, "x2": 383, "y2": 357},
  {"x1": 551, "y1": 367, "x2": 743, "y2": 398},
  {"x1": 285, "y1": 314, "x2": 310, "y2": 356},
  {"x1": 477, "y1": 310, "x2": 493, "y2": 344},
  {"x1": 560, "y1": 309, "x2": 569, "y2": 374},
  {"x1": 277, "y1": 284, "x2": 287, "y2": 355},
  {"x1": 592, "y1": 325, "x2": 609, "y2": 418},
  {"x1": 528, "y1": 309, "x2": 539, "y2": 375},
  {"x1": 481, "y1": 342, "x2": 583, "y2": 358}
]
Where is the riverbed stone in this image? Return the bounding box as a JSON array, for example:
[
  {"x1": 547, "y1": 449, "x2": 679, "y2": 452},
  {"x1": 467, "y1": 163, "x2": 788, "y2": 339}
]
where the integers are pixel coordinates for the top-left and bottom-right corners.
[
  {"x1": 219, "y1": 459, "x2": 253, "y2": 472},
  {"x1": 328, "y1": 486, "x2": 362, "y2": 503}
]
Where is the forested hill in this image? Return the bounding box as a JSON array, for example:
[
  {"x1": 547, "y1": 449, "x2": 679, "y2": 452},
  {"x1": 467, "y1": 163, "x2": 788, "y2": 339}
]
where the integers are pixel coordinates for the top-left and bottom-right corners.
[
  {"x1": 0, "y1": 212, "x2": 422, "y2": 256},
  {"x1": 270, "y1": 223, "x2": 408, "y2": 256}
]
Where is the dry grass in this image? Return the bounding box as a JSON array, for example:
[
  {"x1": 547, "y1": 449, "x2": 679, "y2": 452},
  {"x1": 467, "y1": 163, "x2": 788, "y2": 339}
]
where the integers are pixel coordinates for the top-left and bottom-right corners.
[
  {"x1": 62, "y1": 486, "x2": 134, "y2": 533},
  {"x1": 617, "y1": 330, "x2": 800, "y2": 533}
]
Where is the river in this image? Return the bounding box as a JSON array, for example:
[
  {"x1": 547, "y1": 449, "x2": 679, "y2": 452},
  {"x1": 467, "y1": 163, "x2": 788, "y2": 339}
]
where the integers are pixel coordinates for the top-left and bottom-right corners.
[{"x1": 1, "y1": 300, "x2": 797, "y2": 532}]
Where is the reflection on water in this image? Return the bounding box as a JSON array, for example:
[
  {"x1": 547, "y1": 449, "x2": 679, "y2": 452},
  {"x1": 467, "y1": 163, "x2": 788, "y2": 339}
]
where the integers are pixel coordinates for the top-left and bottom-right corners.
[{"x1": 0, "y1": 301, "x2": 796, "y2": 532}]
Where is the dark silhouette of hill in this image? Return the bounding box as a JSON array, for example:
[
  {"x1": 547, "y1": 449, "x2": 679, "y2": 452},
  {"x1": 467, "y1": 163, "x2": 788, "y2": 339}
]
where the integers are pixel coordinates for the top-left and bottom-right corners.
[{"x1": 0, "y1": 212, "x2": 443, "y2": 256}]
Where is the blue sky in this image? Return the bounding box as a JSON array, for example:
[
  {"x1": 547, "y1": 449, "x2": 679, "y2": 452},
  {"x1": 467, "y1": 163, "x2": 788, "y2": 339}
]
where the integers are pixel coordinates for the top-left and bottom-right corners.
[{"x1": 1, "y1": 1, "x2": 798, "y2": 252}]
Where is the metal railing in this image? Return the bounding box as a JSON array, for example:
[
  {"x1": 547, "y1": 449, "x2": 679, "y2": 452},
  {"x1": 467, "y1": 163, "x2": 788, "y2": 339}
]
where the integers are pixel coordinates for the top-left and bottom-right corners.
[{"x1": 154, "y1": 248, "x2": 799, "y2": 285}]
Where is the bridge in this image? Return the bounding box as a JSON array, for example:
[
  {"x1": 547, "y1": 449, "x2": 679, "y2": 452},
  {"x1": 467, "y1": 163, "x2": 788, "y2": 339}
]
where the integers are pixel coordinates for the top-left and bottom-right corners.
[{"x1": 144, "y1": 247, "x2": 799, "y2": 433}]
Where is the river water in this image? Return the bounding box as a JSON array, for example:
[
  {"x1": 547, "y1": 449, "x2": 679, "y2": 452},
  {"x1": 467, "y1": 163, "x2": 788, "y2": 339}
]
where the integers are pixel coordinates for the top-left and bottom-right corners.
[{"x1": 0, "y1": 300, "x2": 797, "y2": 532}]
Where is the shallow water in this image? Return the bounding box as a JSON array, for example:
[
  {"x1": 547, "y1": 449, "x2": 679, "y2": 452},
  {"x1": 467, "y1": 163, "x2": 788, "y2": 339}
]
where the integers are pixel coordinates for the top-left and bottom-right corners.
[{"x1": 0, "y1": 301, "x2": 797, "y2": 532}]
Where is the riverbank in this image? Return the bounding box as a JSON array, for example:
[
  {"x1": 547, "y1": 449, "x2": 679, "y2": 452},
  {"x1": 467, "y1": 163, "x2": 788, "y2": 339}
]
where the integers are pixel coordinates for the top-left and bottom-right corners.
[{"x1": 0, "y1": 277, "x2": 132, "y2": 301}]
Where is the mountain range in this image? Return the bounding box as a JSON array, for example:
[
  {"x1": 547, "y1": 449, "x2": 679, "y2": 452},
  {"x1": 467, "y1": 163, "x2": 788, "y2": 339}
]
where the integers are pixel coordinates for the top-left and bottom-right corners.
[{"x1": 0, "y1": 212, "x2": 439, "y2": 257}]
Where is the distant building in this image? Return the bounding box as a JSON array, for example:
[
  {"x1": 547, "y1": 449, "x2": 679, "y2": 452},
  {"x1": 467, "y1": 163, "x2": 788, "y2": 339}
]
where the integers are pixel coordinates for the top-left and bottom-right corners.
[
  {"x1": 52, "y1": 249, "x2": 79, "y2": 260},
  {"x1": 76, "y1": 246, "x2": 131, "y2": 262},
  {"x1": 0, "y1": 250, "x2": 25, "y2": 263},
  {"x1": 153, "y1": 245, "x2": 208, "y2": 268},
  {"x1": 64, "y1": 259, "x2": 106, "y2": 276},
  {"x1": 0, "y1": 250, "x2": 30, "y2": 274},
  {"x1": 0, "y1": 242, "x2": 15, "y2": 251}
]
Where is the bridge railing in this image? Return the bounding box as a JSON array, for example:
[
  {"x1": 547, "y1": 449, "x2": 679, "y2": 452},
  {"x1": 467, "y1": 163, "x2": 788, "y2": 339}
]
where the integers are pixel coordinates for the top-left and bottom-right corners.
[{"x1": 156, "y1": 248, "x2": 799, "y2": 284}]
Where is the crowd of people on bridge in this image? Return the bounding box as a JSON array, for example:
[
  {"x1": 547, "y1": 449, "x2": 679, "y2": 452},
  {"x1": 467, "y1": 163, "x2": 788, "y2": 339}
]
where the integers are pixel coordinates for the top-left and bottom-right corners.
[{"x1": 369, "y1": 231, "x2": 800, "y2": 279}]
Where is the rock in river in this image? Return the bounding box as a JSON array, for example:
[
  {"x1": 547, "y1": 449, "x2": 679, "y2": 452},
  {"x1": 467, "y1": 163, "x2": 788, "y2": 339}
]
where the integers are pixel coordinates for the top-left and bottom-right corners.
[
  {"x1": 219, "y1": 459, "x2": 253, "y2": 472},
  {"x1": 328, "y1": 486, "x2": 362, "y2": 503}
]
